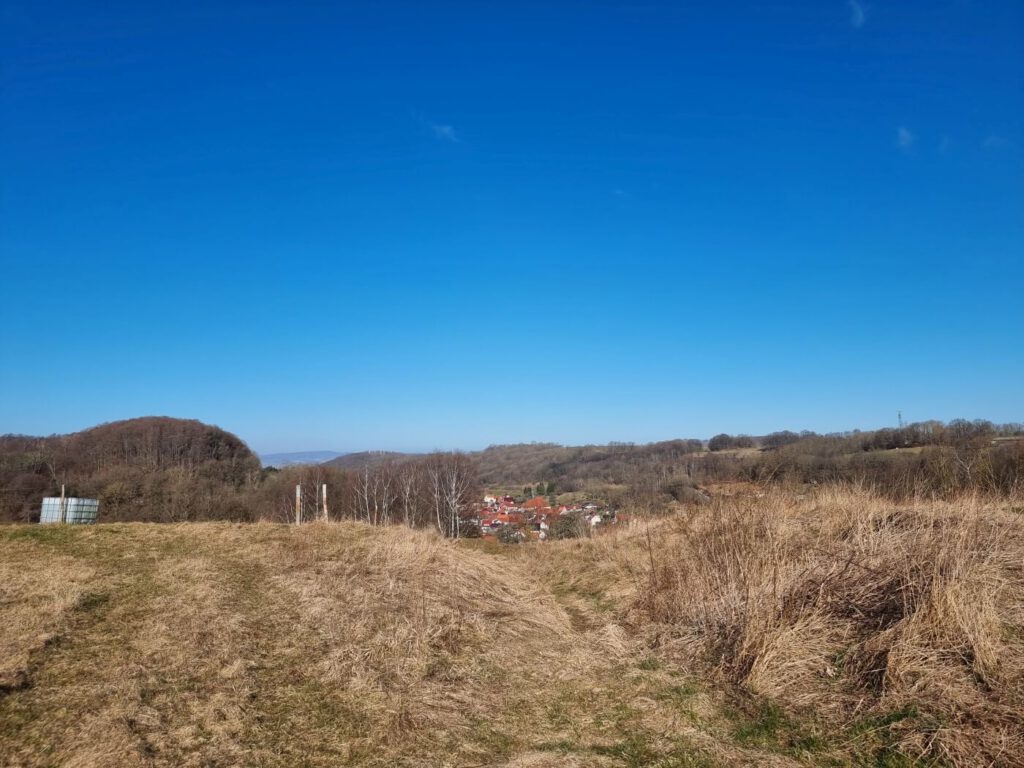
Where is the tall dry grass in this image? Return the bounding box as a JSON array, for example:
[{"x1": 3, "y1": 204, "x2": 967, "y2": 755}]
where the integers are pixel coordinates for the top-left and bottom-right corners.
[
  {"x1": 3, "y1": 489, "x2": 1021, "y2": 767},
  {"x1": 0, "y1": 523, "x2": 647, "y2": 767},
  {"x1": 628, "y1": 486, "x2": 1024, "y2": 765},
  {"x1": 0, "y1": 546, "x2": 94, "y2": 693}
]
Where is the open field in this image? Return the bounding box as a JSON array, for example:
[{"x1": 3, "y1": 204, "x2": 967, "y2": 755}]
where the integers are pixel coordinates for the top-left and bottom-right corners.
[{"x1": 2, "y1": 488, "x2": 1022, "y2": 767}]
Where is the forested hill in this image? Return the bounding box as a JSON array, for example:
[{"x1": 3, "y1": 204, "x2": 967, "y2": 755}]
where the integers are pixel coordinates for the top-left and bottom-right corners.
[
  {"x1": 324, "y1": 450, "x2": 419, "y2": 471},
  {"x1": 4, "y1": 417, "x2": 1021, "y2": 523},
  {"x1": 324, "y1": 440, "x2": 705, "y2": 488},
  {"x1": 471, "y1": 440, "x2": 705, "y2": 487},
  {"x1": 0, "y1": 417, "x2": 261, "y2": 523},
  {"x1": 325, "y1": 421, "x2": 1024, "y2": 498}
]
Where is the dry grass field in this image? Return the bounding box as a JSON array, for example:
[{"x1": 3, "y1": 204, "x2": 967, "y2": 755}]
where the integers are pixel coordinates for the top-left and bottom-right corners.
[{"x1": 2, "y1": 488, "x2": 1022, "y2": 767}]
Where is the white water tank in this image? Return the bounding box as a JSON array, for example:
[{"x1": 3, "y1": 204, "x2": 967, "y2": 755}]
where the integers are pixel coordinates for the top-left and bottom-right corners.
[{"x1": 40, "y1": 497, "x2": 99, "y2": 524}]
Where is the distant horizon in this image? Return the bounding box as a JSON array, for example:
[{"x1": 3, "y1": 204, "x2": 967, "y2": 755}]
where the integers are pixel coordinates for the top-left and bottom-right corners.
[
  {"x1": 5, "y1": 412, "x2": 1021, "y2": 457},
  {"x1": 254, "y1": 412, "x2": 1023, "y2": 455}
]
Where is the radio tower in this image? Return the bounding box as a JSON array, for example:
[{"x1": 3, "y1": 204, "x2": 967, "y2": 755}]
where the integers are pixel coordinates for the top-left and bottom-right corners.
[{"x1": 898, "y1": 411, "x2": 904, "y2": 429}]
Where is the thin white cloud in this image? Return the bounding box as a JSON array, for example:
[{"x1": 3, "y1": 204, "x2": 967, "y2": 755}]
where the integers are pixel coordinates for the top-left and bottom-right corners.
[
  {"x1": 982, "y1": 134, "x2": 1015, "y2": 151},
  {"x1": 897, "y1": 126, "x2": 916, "y2": 150},
  {"x1": 848, "y1": 0, "x2": 866, "y2": 28},
  {"x1": 430, "y1": 123, "x2": 459, "y2": 142}
]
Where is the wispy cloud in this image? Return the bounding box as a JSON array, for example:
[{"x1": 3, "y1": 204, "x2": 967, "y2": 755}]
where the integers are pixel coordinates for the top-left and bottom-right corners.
[
  {"x1": 848, "y1": 0, "x2": 866, "y2": 28},
  {"x1": 897, "y1": 126, "x2": 916, "y2": 150},
  {"x1": 982, "y1": 134, "x2": 1015, "y2": 151},
  {"x1": 429, "y1": 123, "x2": 459, "y2": 142}
]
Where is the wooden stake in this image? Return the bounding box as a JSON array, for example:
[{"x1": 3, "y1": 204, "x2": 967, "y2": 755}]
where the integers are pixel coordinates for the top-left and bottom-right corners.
[
  {"x1": 295, "y1": 484, "x2": 302, "y2": 525},
  {"x1": 59, "y1": 483, "x2": 66, "y2": 525},
  {"x1": 322, "y1": 484, "x2": 328, "y2": 522}
]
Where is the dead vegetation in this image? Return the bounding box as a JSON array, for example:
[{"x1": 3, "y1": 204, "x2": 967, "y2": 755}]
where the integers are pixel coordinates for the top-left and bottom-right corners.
[
  {"x1": 1, "y1": 487, "x2": 1022, "y2": 767},
  {"x1": 625, "y1": 487, "x2": 1024, "y2": 765},
  {"x1": 0, "y1": 522, "x2": 732, "y2": 767}
]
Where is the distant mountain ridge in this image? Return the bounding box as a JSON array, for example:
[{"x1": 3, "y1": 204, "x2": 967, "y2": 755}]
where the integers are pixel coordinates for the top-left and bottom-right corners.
[{"x1": 260, "y1": 450, "x2": 344, "y2": 468}]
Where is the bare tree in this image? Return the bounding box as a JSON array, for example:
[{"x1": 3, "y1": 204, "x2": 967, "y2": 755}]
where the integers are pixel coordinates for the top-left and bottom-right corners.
[
  {"x1": 398, "y1": 462, "x2": 421, "y2": 527},
  {"x1": 424, "y1": 452, "x2": 478, "y2": 538}
]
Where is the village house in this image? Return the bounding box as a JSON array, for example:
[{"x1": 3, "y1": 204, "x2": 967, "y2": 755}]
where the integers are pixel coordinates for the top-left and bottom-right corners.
[{"x1": 470, "y1": 491, "x2": 620, "y2": 540}]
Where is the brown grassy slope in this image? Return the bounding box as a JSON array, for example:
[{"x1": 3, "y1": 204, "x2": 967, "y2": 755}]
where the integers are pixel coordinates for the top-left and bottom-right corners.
[
  {"x1": 599, "y1": 488, "x2": 1024, "y2": 766},
  {"x1": 0, "y1": 521, "x2": 788, "y2": 768},
  {"x1": 2, "y1": 488, "x2": 1022, "y2": 767}
]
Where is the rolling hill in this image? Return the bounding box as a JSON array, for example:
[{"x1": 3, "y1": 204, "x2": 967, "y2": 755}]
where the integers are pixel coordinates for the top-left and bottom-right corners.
[
  {"x1": 2, "y1": 487, "x2": 1020, "y2": 766},
  {"x1": 0, "y1": 417, "x2": 261, "y2": 523}
]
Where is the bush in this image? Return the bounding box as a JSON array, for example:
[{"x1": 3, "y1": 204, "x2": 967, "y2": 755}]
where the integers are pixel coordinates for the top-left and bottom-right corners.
[
  {"x1": 762, "y1": 431, "x2": 801, "y2": 449},
  {"x1": 548, "y1": 512, "x2": 587, "y2": 540},
  {"x1": 496, "y1": 525, "x2": 525, "y2": 544},
  {"x1": 708, "y1": 434, "x2": 733, "y2": 452},
  {"x1": 662, "y1": 480, "x2": 710, "y2": 505}
]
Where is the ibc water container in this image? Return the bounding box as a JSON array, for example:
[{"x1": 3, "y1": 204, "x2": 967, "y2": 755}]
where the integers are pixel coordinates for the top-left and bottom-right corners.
[{"x1": 40, "y1": 497, "x2": 99, "y2": 524}]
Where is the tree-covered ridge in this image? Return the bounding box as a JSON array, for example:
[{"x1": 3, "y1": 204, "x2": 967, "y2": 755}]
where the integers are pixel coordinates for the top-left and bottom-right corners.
[
  {"x1": 2, "y1": 417, "x2": 1022, "y2": 524},
  {"x1": 0, "y1": 417, "x2": 262, "y2": 522},
  {"x1": 329, "y1": 420, "x2": 1024, "y2": 497}
]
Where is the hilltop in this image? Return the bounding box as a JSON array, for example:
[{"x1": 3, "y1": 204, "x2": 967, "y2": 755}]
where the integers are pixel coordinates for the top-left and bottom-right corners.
[
  {"x1": 325, "y1": 450, "x2": 419, "y2": 471},
  {"x1": 0, "y1": 417, "x2": 261, "y2": 523},
  {"x1": 2, "y1": 487, "x2": 1021, "y2": 767}
]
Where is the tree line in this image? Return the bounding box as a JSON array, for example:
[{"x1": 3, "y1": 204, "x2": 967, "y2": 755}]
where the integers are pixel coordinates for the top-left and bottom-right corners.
[
  {"x1": 0, "y1": 417, "x2": 480, "y2": 533},
  {"x1": 2, "y1": 416, "x2": 1021, "y2": 525},
  {"x1": 255, "y1": 453, "x2": 479, "y2": 537}
]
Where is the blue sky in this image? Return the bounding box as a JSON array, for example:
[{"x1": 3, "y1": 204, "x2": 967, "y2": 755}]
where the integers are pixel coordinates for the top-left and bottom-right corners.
[{"x1": 1, "y1": 1, "x2": 1022, "y2": 453}]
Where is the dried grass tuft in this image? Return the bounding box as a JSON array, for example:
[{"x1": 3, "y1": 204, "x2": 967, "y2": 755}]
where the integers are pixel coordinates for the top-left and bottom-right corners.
[{"x1": 629, "y1": 487, "x2": 1024, "y2": 765}]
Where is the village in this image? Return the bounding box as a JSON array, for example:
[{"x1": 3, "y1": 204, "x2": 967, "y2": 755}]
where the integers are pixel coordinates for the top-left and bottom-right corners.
[{"x1": 463, "y1": 492, "x2": 620, "y2": 541}]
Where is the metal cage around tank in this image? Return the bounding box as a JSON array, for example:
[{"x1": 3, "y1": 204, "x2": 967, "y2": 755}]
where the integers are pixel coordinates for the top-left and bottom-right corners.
[{"x1": 40, "y1": 497, "x2": 100, "y2": 524}]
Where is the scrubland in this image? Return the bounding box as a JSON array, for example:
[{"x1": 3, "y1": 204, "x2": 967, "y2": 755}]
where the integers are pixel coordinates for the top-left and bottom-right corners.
[{"x1": 1, "y1": 487, "x2": 1021, "y2": 767}]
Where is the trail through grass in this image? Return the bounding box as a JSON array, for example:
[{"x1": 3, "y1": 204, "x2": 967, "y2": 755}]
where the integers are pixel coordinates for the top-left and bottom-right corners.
[{"x1": 3, "y1": 488, "x2": 1020, "y2": 767}]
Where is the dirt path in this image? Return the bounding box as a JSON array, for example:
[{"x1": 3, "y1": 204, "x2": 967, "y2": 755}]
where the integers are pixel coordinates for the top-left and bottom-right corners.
[{"x1": 1, "y1": 524, "x2": 805, "y2": 768}]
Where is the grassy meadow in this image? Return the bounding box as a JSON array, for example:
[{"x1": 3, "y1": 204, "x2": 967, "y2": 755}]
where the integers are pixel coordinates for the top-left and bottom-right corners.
[{"x1": 2, "y1": 487, "x2": 1022, "y2": 767}]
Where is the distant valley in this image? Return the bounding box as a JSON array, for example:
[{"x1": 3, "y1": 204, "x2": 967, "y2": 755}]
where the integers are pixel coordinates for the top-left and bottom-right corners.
[{"x1": 259, "y1": 450, "x2": 345, "y2": 467}]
